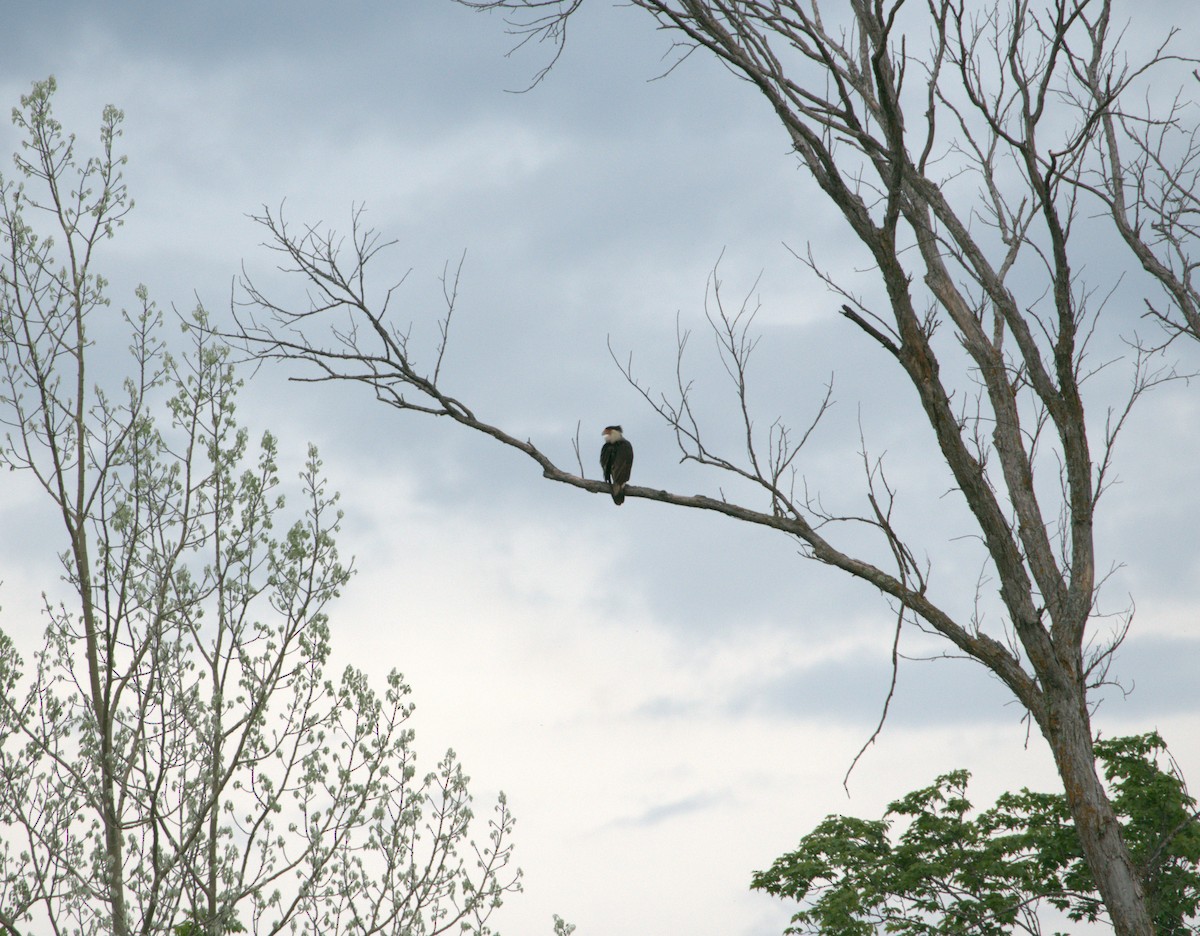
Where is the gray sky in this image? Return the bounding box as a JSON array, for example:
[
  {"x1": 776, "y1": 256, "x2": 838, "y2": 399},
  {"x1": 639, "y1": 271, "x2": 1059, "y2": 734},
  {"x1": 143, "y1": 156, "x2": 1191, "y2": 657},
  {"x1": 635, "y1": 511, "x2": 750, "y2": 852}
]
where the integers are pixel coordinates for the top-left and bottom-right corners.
[{"x1": 3, "y1": 3, "x2": 1200, "y2": 934}]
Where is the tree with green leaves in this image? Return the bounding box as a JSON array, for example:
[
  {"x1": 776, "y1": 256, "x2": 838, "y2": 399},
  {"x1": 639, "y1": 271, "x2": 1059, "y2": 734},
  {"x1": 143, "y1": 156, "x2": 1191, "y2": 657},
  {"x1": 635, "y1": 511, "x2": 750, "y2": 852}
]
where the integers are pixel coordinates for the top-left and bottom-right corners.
[
  {"x1": 752, "y1": 733, "x2": 1200, "y2": 935},
  {"x1": 0, "y1": 77, "x2": 521, "y2": 936}
]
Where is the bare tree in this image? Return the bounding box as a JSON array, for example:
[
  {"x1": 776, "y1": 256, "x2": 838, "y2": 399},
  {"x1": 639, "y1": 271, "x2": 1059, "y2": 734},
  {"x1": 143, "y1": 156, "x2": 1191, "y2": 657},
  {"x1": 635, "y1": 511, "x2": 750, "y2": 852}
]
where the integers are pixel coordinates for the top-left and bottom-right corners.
[
  {"x1": 1078, "y1": 15, "x2": 1200, "y2": 344},
  {"x1": 0, "y1": 79, "x2": 520, "y2": 936},
  {"x1": 233, "y1": 3, "x2": 1200, "y2": 935}
]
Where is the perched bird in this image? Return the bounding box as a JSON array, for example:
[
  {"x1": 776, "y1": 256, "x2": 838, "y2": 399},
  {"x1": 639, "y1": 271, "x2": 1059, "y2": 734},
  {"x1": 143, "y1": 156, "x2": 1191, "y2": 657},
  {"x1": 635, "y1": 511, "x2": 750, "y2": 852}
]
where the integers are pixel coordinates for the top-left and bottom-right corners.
[{"x1": 600, "y1": 425, "x2": 634, "y2": 505}]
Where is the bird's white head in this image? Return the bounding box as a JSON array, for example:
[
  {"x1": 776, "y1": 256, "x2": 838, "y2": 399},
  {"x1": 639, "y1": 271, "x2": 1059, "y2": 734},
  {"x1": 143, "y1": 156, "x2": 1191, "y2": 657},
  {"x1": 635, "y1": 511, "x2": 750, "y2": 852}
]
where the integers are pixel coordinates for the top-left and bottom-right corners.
[{"x1": 602, "y1": 425, "x2": 624, "y2": 442}]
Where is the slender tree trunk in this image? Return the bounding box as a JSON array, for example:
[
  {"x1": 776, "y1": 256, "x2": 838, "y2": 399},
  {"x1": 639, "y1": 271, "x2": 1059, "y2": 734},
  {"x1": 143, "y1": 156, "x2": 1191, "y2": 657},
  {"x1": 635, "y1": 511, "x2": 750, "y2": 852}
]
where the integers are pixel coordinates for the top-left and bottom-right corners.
[
  {"x1": 68, "y1": 251, "x2": 129, "y2": 936},
  {"x1": 74, "y1": 537, "x2": 128, "y2": 935}
]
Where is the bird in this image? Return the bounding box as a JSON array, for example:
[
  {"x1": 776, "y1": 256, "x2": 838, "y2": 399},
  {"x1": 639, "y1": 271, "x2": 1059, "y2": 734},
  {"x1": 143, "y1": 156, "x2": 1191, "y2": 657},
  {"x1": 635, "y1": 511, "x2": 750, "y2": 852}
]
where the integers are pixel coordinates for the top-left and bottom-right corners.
[{"x1": 600, "y1": 425, "x2": 634, "y2": 505}]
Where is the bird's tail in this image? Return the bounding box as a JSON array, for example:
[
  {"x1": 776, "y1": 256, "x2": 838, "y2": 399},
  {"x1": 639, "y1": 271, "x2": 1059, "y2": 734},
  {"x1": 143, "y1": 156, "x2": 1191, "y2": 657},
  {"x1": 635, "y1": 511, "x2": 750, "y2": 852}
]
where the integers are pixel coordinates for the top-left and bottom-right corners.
[{"x1": 611, "y1": 483, "x2": 625, "y2": 506}]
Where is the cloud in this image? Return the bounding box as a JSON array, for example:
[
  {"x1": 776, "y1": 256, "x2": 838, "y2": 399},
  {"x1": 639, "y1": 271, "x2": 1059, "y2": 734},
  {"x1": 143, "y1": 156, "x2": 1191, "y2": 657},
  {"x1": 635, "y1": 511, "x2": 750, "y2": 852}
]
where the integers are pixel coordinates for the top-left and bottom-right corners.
[
  {"x1": 1094, "y1": 634, "x2": 1200, "y2": 720},
  {"x1": 633, "y1": 637, "x2": 1024, "y2": 729},
  {"x1": 609, "y1": 790, "x2": 732, "y2": 828}
]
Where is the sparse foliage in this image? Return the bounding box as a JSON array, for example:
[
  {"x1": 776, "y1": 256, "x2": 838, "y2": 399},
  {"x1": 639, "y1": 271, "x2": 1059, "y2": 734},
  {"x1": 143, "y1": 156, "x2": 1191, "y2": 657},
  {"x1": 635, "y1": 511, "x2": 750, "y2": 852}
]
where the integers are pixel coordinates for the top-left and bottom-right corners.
[{"x1": 0, "y1": 78, "x2": 520, "y2": 936}]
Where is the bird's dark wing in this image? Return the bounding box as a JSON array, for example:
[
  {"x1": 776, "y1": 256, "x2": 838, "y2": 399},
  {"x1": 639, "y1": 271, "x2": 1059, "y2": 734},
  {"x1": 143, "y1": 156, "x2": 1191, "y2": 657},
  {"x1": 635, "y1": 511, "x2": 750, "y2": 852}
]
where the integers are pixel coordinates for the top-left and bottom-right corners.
[
  {"x1": 600, "y1": 441, "x2": 615, "y2": 482},
  {"x1": 612, "y1": 440, "x2": 633, "y2": 485}
]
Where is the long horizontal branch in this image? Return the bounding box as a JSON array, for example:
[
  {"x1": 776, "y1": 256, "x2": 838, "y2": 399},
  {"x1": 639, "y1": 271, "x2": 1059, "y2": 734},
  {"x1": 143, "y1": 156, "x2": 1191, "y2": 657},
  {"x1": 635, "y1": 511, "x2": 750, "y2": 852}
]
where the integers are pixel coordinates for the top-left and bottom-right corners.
[
  {"x1": 391, "y1": 390, "x2": 1043, "y2": 712},
  {"x1": 235, "y1": 204, "x2": 1044, "y2": 719}
]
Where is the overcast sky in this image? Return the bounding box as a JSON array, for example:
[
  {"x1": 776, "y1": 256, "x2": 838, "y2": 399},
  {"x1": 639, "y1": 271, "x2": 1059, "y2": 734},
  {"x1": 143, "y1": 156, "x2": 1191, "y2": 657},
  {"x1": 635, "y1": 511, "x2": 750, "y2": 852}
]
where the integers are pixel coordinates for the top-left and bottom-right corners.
[{"x1": 3, "y1": 3, "x2": 1200, "y2": 934}]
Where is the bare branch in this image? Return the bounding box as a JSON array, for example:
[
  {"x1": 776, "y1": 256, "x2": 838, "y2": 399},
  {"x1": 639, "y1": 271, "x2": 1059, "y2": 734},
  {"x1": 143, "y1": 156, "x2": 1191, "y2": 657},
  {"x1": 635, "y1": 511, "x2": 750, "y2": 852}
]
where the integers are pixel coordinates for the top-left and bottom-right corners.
[{"x1": 844, "y1": 602, "x2": 904, "y2": 794}]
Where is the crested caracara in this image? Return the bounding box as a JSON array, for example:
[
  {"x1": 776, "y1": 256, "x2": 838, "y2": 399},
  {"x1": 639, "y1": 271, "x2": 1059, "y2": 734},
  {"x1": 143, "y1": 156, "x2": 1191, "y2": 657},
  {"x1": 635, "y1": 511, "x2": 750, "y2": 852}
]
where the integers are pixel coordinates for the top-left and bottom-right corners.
[{"x1": 600, "y1": 425, "x2": 634, "y2": 505}]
